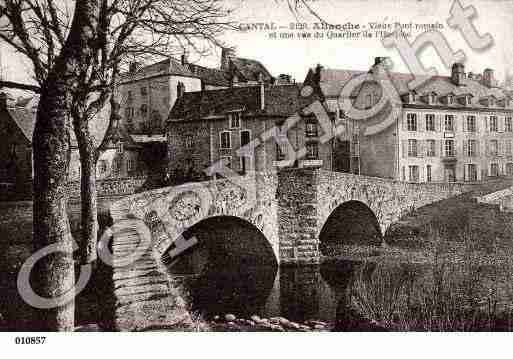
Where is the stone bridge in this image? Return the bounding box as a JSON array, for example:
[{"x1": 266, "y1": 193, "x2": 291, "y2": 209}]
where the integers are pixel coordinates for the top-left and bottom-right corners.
[{"x1": 114, "y1": 169, "x2": 472, "y2": 265}]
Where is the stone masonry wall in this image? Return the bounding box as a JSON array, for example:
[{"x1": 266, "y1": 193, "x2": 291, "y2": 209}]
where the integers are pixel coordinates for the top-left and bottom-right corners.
[
  {"x1": 67, "y1": 177, "x2": 147, "y2": 198},
  {"x1": 277, "y1": 168, "x2": 320, "y2": 265}
]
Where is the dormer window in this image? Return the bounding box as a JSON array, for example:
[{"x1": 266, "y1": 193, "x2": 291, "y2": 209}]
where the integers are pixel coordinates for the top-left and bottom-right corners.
[
  {"x1": 228, "y1": 112, "x2": 241, "y2": 128},
  {"x1": 448, "y1": 95, "x2": 454, "y2": 105},
  {"x1": 427, "y1": 93, "x2": 437, "y2": 105},
  {"x1": 489, "y1": 97, "x2": 495, "y2": 107}
]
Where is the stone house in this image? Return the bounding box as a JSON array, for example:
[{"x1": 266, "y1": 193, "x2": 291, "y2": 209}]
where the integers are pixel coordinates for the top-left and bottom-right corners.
[
  {"x1": 166, "y1": 82, "x2": 343, "y2": 181},
  {"x1": 116, "y1": 48, "x2": 275, "y2": 137},
  {"x1": 304, "y1": 58, "x2": 513, "y2": 183},
  {"x1": 0, "y1": 92, "x2": 147, "y2": 199},
  {"x1": 0, "y1": 93, "x2": 36, "y2": 196}
]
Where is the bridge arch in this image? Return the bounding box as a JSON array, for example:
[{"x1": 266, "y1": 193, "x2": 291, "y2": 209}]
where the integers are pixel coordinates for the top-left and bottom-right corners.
[
  {"x1": 164, "y1": 215, "x2": 278, "y2": 269},
  {"x1": 319, "y1": 200, "x2": 382, "y2": 256}
]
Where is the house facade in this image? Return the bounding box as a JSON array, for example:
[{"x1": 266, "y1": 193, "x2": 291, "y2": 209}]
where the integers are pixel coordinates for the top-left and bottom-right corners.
[
  {"x1": 166, "y1": 83, "x2": 335, "y2": 182},
  {"x1": 304, "y1": 58, "x2": 513, "y2": 183},
  {"x1": 0, "y1": 92, "x2": 35, "y2": 195}
]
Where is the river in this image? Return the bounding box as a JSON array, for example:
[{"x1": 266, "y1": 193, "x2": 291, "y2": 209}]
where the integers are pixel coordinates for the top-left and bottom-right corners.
[{"x1": 167, "y1": 255, "x2": 513, "y2": 331}]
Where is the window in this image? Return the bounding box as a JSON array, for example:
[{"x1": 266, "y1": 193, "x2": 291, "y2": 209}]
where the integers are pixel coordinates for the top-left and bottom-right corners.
[
  {"x1": 228, "y1": 112, "x2": 241, "y2": 129},
  {"x1": 276, "y1": 143, "x2": 286, "y2": 160},
  {"x1": 365, "y1": 94, "x2": 373, "y2": 108},
  {"x1": 506, "y1": 117, "x2": 513, "y2": 132},
  {"x1": 467, "y1": 116, "x2": 476, "y2": 132},
  {"x1": 429, "y1": 93, "x2": 437, "y2": 104},
  {"x1": 490, "y1": 116, "x2": 498, "y2": 132},
  {"x1": 140, "y1": 104, "x2": 148, "y2": 117},
  {"x1": 490, "y1": 163, "x2": 499, "y2": 177},
  {"x1": 116, "y1": 141, "x2": 124, "y2": 154},
  {"x1": 467, "y1": 139, "x2": 477, "y2": 157},
  {"x1": 425, "y1": 114, "x2": 435, "y2": 131},
  {"x1": 467, "y1": 164, "x2": 478, "y2": 181},
  {"x1": 406, "y1": 113, "x2": 417, "y2": 131},
  {"x1": 426, "y1": 165, "x2": 432, "y2": 182},
  {"x1": 127, "y1": 159, "x2": 136, "y2": 172},
  {"x1": 125, "y1": 107, "x2": 134, "y2": 119},
  {"x1": 408, "y1": 139, "x2": 418, "y2": 157},
  {"x1": 506, "y1": 140, "x2": 513, "y2": 156},
  {"x1": 408, "y1": 165, "x2": 419, "y2": 183},
  {"x1": 448, "y1": 95, "x2": 454, "y2": 104},
  {"x1": 112, "y1": 158, "x2": 120, "y2": 174},
  {"x1": 140, "y1": 86, "x2": 147, "y2": 97},
  {"x1": 445, "y1": 139, "x2": 455, "y2": 157},
  {"x1": 98, "y1": 160, "x2": 107, "y2": 174},
  {"x1": 507, "y1": 163, "x2": 513, "y2": 176},
  {"x1": 306, "y1": 142, "x2": 318, "y2": 159},
  {"x1": 127, "y1": 91, "x2": 133, "y2": 104},
  {"x1": 305, "y1": 121, "x2": 318, "y2": 137},
  {"x1": 444, "y1": 115, "x2": 454, "y2": 132},
  {"x1": 426, "y1": 139, "x2": 436, "y2": 157},
  {"x1": 220, "y1": 131, "x2": 231, "y2": 149},
  {"x1": 240, "y1": 130, "x2": 251, "y2": 146},
  {"x1": 221, "y1": 156, "x2": 232, "y2": 169},
  {"x1": 490, "y1": 139, "x2": 499, "y2": 156},
  {"x1": 184, "y1": 135, "x2": 193, "y2": 149}
]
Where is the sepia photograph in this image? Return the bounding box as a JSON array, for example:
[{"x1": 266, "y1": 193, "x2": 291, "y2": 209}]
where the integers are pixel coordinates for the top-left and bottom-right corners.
[{"x1": 1, "y1": 0, "x2": 513, "y2": 354}]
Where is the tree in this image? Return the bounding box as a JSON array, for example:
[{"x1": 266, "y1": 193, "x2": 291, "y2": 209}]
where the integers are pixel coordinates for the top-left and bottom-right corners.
[{"x1": 0, "y1": 0, "x2": 232, "y2": 330}]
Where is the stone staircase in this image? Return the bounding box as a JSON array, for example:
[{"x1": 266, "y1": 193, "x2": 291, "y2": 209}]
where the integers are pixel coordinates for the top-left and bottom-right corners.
[{"x1": 108, "y1": 199, "x2": 194, "y2": 331}]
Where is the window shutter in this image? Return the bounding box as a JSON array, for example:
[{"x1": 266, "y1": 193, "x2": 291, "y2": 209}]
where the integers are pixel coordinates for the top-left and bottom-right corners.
[
  {"x1": 453, "y1": 115, "x2": 458, "y2": 132},
  {"x1": 486, "y1": 140, "x2": 490, "y2": 156},
  {"x1": 463, "y1": 140, "x2": 468, "y2": 157},
  {"x1": 419, "y1": 165, "x2": 424, "y2": 183},
  {"x1": 485, "y1": 116, "x2": 489, "y2": 132},
  {"x1": 499, "y1": 140, "x2": 503, "y2": 156},
  {"x1": 499, "y1": 117, "x2": 505, "y2": 132},
  {"x1": 462, "y1": 116, "x2": 467, "y2": 132},
  {"x1": 476, "y1": 141, "x2": 480, "y2": 156},
  {"x1": 402, "y1": 115, "x2": 406, "y2": 131},
  {"x1": 463, "y1": 164, "x2": 467, "y2": 181},
  {"x1": 440, "y1": 140, "x2": 444, "y2": 157},
  {"x1": 436, "y1": 114, "x2": 442, "y2": 132},
  {"x1": 402, "y1": 140, "x2": 407, "y2": 158}
]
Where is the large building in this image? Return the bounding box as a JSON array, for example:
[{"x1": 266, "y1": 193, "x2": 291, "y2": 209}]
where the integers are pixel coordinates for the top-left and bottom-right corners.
[
  {"x1": 304, "y1": 58, "x2": 513, "y2": 182},
  {"x1": 166, "y1": 82, "x2": 331, "y2": 181},
  {"x1": 116, "y1": 48, "x2": 274, "y2": 136}
]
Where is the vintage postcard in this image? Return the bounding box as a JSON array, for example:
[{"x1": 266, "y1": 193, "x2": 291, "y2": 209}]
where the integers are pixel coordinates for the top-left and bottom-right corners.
[{"x1": 1, "y1": 0, "x2": 513, "y2": 354}]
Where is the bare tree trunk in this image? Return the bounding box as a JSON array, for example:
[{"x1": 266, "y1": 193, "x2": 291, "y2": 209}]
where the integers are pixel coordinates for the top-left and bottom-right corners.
[
  {"x1": 32, "y1": 0, "x2": 99, "y2": 331},
  {"x1": 32, "y1": 76, "x2": 75, "y2": 331},
  {"x1": 74, "y1": 125, "x2": 99, "y2": 264}
]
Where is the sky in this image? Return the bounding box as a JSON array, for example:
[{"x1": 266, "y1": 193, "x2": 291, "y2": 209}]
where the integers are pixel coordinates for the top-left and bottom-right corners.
[{"x1": 1, "y1": 0, "x2": 513, "y2": 89}]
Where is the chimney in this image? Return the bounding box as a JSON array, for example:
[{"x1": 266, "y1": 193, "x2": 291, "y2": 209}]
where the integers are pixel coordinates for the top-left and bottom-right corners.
[
  {"x1": 372, "y1": 56, "x2": 391, "y2": 78},
  {"x1": 221, "y1": 47, "x2": 235, "y2": 71},
  {"x1": 278, "y1": 74, "x2": 292, "y2": 84},
  {"x1": 451, "y1": 62, "x2": 465, "y2": 86},
  {"x1": 483, "y1": 68, "x2": 495, "y2": 87},
  {"x1": 177, "y1": 81, "x2": 185, "y2": 99}
]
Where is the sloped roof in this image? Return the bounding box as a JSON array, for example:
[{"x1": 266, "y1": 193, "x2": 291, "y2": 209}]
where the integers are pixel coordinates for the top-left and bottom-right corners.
[
  {"x1": 231, "y1": 57, "x2": 273, "y2": 83},
  {"x1": 312, "y1": 66, "x2": 511, "y2": 108},
  {"x1": 187, "y1": 64, "x2": 231, "y2": 87},
  {"x1": 168, "y1": 84, "x2": 311, "y2": 122},
  {"x1": 6, "y1": 106, "x2": 37, "y2": 141},
  {"x1": 3, "y1": 95, "x2": 109, "y2": 147}
]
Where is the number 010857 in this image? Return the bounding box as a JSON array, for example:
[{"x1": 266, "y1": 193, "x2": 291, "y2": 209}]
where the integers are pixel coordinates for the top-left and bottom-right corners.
[{"x1": 14, "y1": 336, "x2": 46, "y2": 344}]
